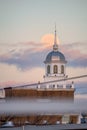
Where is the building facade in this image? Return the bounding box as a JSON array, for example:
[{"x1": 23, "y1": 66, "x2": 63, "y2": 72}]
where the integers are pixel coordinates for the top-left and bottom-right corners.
[{"x1": 3, "y1": 28, "x2": 75, "y2": 100}]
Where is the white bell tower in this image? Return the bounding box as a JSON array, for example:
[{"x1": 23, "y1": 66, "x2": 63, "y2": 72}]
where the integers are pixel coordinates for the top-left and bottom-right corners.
[{"x1": 44, "y1": 27, "x2": 67, "y2": 88}]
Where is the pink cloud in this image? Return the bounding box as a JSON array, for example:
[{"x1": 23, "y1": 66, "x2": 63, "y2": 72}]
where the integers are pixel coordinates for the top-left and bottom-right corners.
[{"x1": 0, "y1": 41, "x2": 87, "y2": 69}]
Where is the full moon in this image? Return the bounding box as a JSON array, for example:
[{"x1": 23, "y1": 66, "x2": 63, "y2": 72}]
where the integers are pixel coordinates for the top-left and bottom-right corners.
[{"x1": 41, "y1": 34, "x2": 60, "y2": 47}]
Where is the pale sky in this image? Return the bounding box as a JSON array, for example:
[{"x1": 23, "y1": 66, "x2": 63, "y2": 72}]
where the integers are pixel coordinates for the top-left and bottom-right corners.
[
  {"x1": 0, "y1": 0, "x2": 87, "y2": 43},
  {"x1": 0, "y1": 0, "x2": 87, "y2": 93}
]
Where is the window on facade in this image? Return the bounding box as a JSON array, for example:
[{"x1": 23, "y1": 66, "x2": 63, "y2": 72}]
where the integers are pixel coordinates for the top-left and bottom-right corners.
[
  {"x1": 53, "y1": 84, "x2": 55, "y2": 88},
  {"x1": 47, "y1": 65, "x2": 50, "y2": 74},
  {"x1": 53, "y1": 65, "x2": 58, "y2": 74},
  {"x1": 61, "y1": 65, "x2": 64, "y2": 74},
  {"x1": 62, "y1": 115, "x2": 70, "y2": 124}
]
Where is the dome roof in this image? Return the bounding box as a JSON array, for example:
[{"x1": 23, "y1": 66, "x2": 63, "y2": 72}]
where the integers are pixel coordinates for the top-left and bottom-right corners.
[
  {"x1": 44, "y1": 51, "x2": 66, "y2": 63},
  {"x1": 44, "y1": 27, "x2": 67, "y2": 64}
]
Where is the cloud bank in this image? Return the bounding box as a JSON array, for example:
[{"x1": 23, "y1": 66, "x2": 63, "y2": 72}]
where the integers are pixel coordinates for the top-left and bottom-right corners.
[
  {"x1": 60, "y1": 42, "x2": 87, "y2": 68},
  {"x1": 0, "y1": 42, "x2": 48, "y2": 70},
  {"x1": 0, "y1": 42, "x2": 87, "y2": 70}
]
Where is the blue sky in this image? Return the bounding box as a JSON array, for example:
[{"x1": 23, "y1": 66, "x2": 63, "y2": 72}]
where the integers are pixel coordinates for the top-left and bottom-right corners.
[{"x1": 0, "y1": 0, "x2": 87, "y2": 93}]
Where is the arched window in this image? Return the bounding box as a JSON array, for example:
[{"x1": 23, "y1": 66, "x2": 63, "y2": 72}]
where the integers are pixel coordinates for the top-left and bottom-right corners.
[
  {"x1": 61, "y1": 65, "x2": 64, "y2": 74},
  {"x1": 53, "y1": 65, "x2": 58, "y2": 74},
  {"x1": 47, "y1": 65, "x2": 50, "y2": 74}
]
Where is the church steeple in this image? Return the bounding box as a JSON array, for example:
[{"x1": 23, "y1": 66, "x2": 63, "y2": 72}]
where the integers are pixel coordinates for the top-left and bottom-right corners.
[
  {"x1": 53, "y1": 25, "x2": 58, "y2": 51},
  {"x1": 54, "y1": 24, "x2": 57, "y2": 44}
]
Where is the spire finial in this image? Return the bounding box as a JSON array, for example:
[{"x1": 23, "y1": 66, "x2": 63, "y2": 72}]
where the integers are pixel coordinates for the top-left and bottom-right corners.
[
  {"x1": 54, "y1": 24, "x2": 57, "y2": 45},
  {"x1": 53, "y1": 24, "x2": 58, "y2": 51}
]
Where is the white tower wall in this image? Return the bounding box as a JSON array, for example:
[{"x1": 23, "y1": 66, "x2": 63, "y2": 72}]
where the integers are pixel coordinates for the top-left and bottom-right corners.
[{"x1": 42, "y1": 27, "x2": 74, "y2": 89}]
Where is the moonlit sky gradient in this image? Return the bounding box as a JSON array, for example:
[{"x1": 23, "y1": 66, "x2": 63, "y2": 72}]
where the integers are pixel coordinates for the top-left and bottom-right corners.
[{"x1": 0, "y1": 0, "x2": 87, "y2": 93}]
